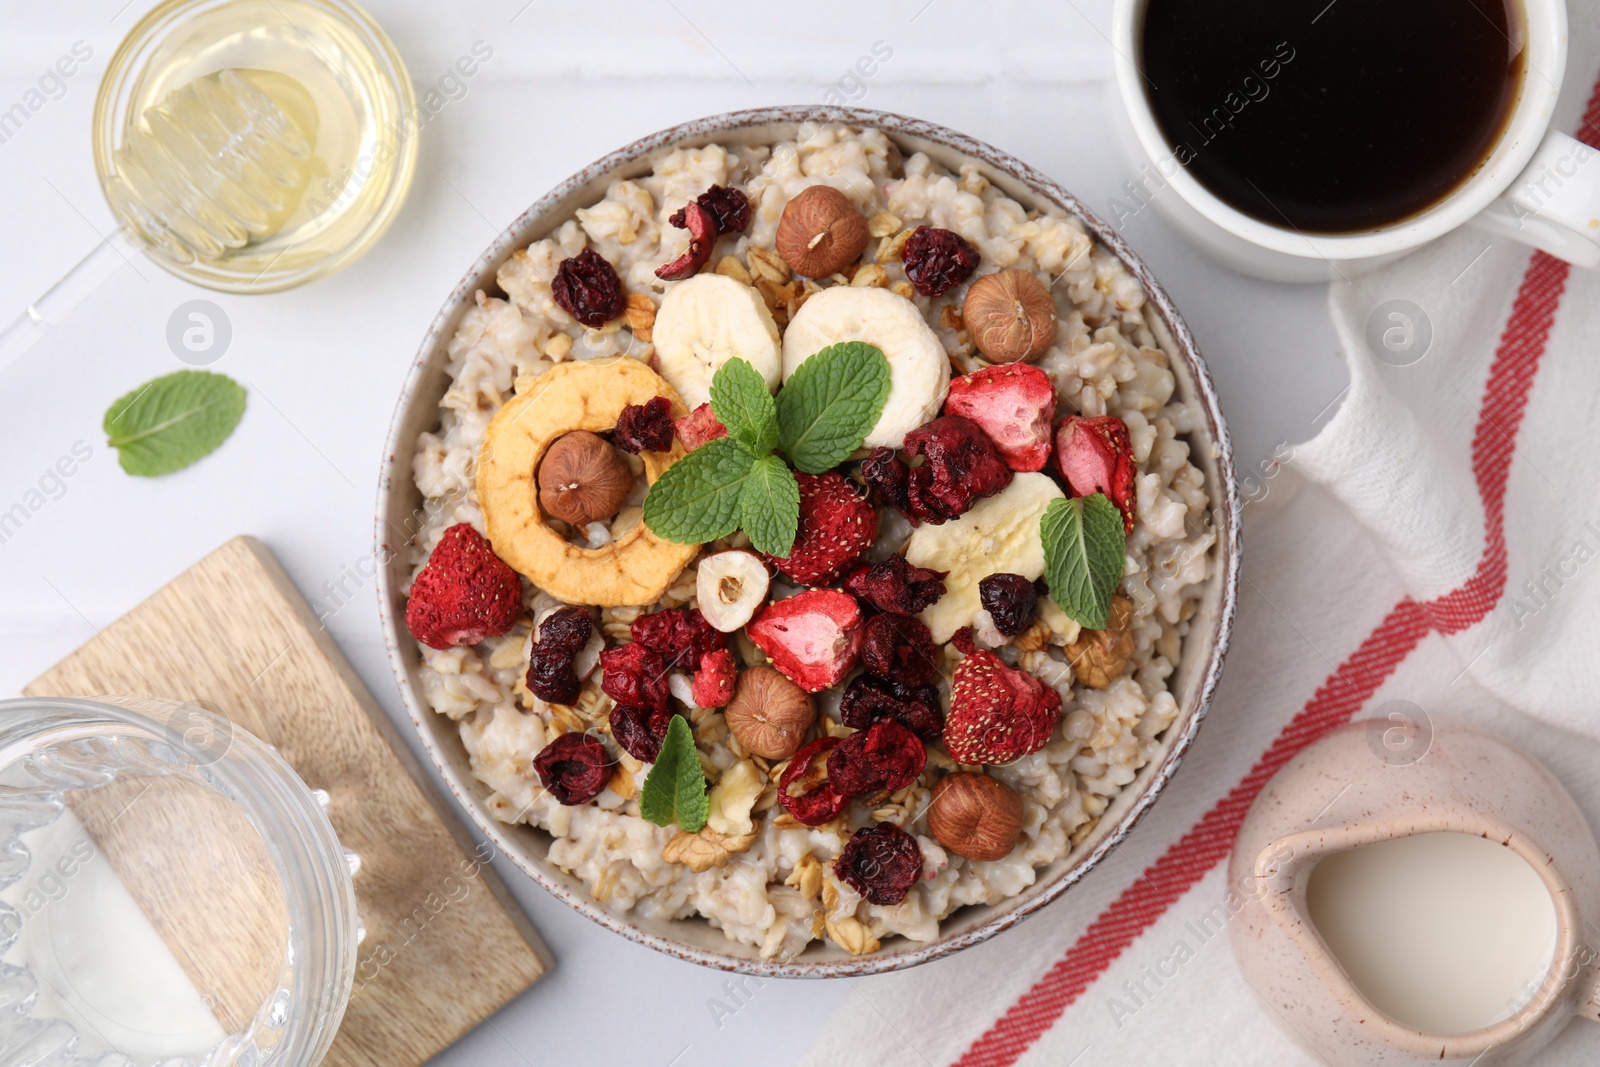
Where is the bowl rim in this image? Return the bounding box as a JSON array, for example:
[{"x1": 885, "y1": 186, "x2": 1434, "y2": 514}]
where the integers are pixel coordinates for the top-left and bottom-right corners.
[{"x1": 374, "y1": 104, "x2": 1242, "y2": 978}]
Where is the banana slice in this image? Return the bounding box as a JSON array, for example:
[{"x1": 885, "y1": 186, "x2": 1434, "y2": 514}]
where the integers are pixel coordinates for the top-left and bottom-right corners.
[
  {"x1": 906, "y1": 472, "x2": 1065, "y2": 642},
  {"x1": 652, "y1": 273, "x2": 782, "y2": 408},
  {"x1": 781, "y1": 287, "x2": 949, "y2": 449}
]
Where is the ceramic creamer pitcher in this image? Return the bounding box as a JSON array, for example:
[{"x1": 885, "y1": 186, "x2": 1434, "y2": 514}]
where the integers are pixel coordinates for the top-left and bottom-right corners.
[{"x1": 1230, "y1": 717, "x2": 1600, "y2": 1065}]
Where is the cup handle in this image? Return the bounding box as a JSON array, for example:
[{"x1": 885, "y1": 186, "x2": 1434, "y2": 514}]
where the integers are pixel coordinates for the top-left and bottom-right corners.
[{"x1": 1469, "y1": 130, "x2": 1600, "y2": 267}]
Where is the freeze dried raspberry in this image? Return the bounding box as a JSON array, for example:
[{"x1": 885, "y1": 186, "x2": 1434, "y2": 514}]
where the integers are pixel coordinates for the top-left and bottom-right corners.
[
  {"x1": 951, "y1": 627, "x2": 977, "y2": 655},
  {"x1": 526, "y1": 605, "x2": 594, "y2": 705},
  {"x1": 840, "y1": 675, "x2": 944, "y2": 742},
  {"x1": 615, "y1": 396, "x2": 675, "y2": 453},
  {"x1": 609, "y1": 703, "x2": 674, "y2": 763},
  {"x1": 778, "y1": 737, "x2": 850, "y2": 826},
  {"x1": 843, "y1": 555, "x2": 948, "y2": 616},
  {"x1": 552, "y1": 247, "x2": 625, "y2": 327},
  {"x1": 631, "y1": 607, "x2": 725, "y2": 669},
  {"x1": 600, "y1": 642, "x2": 670, "y2": 711},
  {"x1": 902, "y1": 226, "x2": 980, "y2": 298},
  {"x1": 899, "y1": 416, "x2": 1014, "y2": 523},
  {"x1": 404, "y1": 523, "x2": 523, "y2": 650},
  {"x1": 696, "y1": 185, "x2": 751, "y2": 234},
  {"x1": 978, "y1": 573, "x2": 1038, "y2": 637},
  {"x1": 533, "y1": 733, "x2": 614, "y2": 805},
  {"x1": 691, "y1": 648, "x2": 737, "y2": 709},
  {"x1": 827, "y1": 719, "x2": 926, "y2": 797},
  {"x1": 835, "y1": 822, "x2": 923, "y2": 905},
  {"x1": 674, "y1": 403, "x2": 728, "y2": 451},
  {"x1": 657, "y1": 201, "x2": 718, "y2": 280},
  {"x1": 861, "y1": 613, "x2": 940, "y2": 686}
]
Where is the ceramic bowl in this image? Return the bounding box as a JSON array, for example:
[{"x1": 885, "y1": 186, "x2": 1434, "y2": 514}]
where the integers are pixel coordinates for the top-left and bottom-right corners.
[{"x1": 375, "y1": 105, "x2": 1241, "y2": 977}]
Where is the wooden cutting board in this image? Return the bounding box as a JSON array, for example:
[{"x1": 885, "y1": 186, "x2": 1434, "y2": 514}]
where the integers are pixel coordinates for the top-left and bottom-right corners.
[{"x1": 25, "y1": 535, "x2": 548, "y2": 1067}]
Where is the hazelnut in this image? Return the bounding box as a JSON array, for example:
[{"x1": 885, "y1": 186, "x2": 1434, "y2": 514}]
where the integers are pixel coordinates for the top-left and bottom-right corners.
[
  {"x1": 962, "y1": 269, "x2": 1058, "y2": 363},
  {"x1": 927, "y1": 771, "x2": 1025, "y2": 861},
  {"x1": 776, "y1": 186, "x2": 869, "y2": 278},
  {"x1": 724, "y1": 665, "x2": 815, "y2": 760},
  {"x1": 537, "y1": 430, "x2": 633, "y2": 526}
]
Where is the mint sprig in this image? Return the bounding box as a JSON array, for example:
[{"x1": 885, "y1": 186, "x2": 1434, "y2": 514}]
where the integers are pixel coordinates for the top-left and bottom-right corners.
[
  {"x1": 639, "y1": 715, "x2": 709, "y2": 832},
  {"x1": 1040, "y1": 494, "x2": 1126, "y2": 629},
  {"x1": 104, "y1": 370, "x2": 246, "y2": 477},
  {"x1": 642, "y1": 347, "x2": 889, "y2": 556}
]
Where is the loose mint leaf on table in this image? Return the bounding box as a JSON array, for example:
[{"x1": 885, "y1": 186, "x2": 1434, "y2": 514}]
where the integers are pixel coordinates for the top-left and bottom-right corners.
[
  {"x1": 642, "y1": 435, "x2": 756, "y2": 544},
  {"x1": 639, "y1": 715, "x2": 709, "y2": 832},
  {"x1": 709, "y1": 356, "x2": 778, "y2": 457},
  {"x1": 739, "y1": 455, "x2": 800, "y2": 557},
  {"x1": 103, "y1": 370, "x2": 246, "y2": 476},
  {"x1": 1040, "y1": 493, "x2": 1126, "y2": 630},
  {"x1": 776, "y1": 342, "x2": 890, "y2": 474}
]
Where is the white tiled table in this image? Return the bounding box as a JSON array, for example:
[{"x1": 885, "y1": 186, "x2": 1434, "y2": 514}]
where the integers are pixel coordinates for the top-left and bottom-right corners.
[{"x1": 0, "y1": 3, "x2": 1347, "y2": 1063}]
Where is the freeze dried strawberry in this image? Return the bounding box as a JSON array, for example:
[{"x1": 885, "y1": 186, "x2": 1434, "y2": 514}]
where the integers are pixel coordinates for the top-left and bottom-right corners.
[
  {"x1": 657, "y1": 200, "x2": 718, "y2": 280},
  {"x1": 674, "y1": 403, "x2": 728, "y2": 451},
  {"x1": 843, "y1": 555, "x2": 947, "y2": 617},
  {"x1": 615, "y1": 396, "x2": 675, "y2": 453},
  {"x1": 691, "y1": 648, "x2": 737, "y2": 708},
  {"x1": 746, "y1": 589, "x2": 863, "y2": 693},
  {"x1": 778, "y1": 737, "x2": 850, "y2": 825},
  {"x1": 866, "y1": 417, "x2": 1013, "y2": 525},
  {"x1": 552, "y1": 248, "x2": 625, "y2": 327},
  {"x1": 861, "y1": 613, "x2": 940, "y2": 686},
  {"x1": 534, "y1": 733, "x2": 615, "y2": 805},
  {"x1": 902, "y1": 226, "x2": 980, "y2": 297},
  {"x1": 827, "y1": 719, "x2": 927, "y2": 797},
  {"x1": 600, "y1": 642, "x2": 670, "y2": 711},
  {"x1": 631, "y1": 607, "x2": 726, "y2": 669},
  {"x1": 526, "y1": 605, "x2": 594, "y2": 705},
  {"x1": 405, "y1": 523, "x2": 523, "y2": 650},
  {"x1": 945, "y1": 650, "x2": 1062, "y2": 764},
  {"x1": 764, "y1": 472, "x2": 876, "y2": 586},
  {"x1": 840, "y1": 675, "x2": 944, "y2": 742},
  {"x1": 944, "y1": 364, "x2": 1057, "y2": 472},
  {"x1": 609, "y1": 703, "x2": 674, "y2": 763},
  {"x1": 978, "y1": 573, "x2": 1038, "y2": 637},
  {"x1": 836, "y1": 823, "x2": 923, "y2": 905},
  {"x1": 1055, "y1": 415, "x2": 1136, "y2": 533}
]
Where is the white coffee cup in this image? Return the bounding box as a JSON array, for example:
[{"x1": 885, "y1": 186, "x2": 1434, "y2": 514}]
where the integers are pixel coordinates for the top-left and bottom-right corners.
[{"x1": 1108, "y1": 0, "x2": 1600, "y2": 281}]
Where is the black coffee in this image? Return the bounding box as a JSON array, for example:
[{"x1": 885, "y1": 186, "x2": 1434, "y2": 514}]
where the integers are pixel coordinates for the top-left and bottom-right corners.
[{"x1": 1140, "y1": 0, "x2": 1524, "y2": 233}]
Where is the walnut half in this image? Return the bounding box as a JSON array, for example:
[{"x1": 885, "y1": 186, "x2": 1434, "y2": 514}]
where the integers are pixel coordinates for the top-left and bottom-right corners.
[
  {"x1": 662, "y1": 821, "x2": 760, "y2": 872},
  {"x1": 1065, "y1": 594, "x2": 1134, "y2": 688}
]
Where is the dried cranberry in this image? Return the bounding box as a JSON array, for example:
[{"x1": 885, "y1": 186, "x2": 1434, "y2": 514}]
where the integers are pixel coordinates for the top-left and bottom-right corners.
[
  {"x1": 778, "y1": 737, "x2": 850, "y2": 826},
  {"x1": 551, "y1": 248, "x2": 626, "y2": 328},
  {"x1": 525, "y1": 606, "x2": 593, "y2": 705},
  {"x1": 902, "y1": 416, "x2": 1014, "y2": 524},
  {"x1": 840, "y1": 675, "x2": 944, "y2": 742},
  {"x1": 533, "y1": 733, "x2": 614, "y2": 805},
  {"x1": 631, "y1": 607, "x2": 725, "y2": 669},
  {"x1": 615, "y1": 396, "x2": 676, "y2": 453},
  {"x1": 696, "y1": 185, "x2": 751, "y2": 234},
  {"x1": 978, "y1": 573, "x2": 1038, "y2": 637},
  {"x1": 657, "y1": 201, "x2": 718, "y2": 280},
  {"x1": 600, "y1": 642, "x2": 670, "y2": 711},
  {"x1": 952, "y1": 627, "x2": 978, "y2": 655},
  {"x1": 827, "y1": 719, "x2": 927, "y2": 797},
  {"x1": 609, "y1": 703, "x2": 675, "y2": 763},
  {"x1": 860, "y1": 613, "x2": 940, "y2": 686},
  {"x1": 843, "y1": 555, "x2": 948, "y2": 616},
  {"x1": 902, "y1": 226, "x2": 980, "y2": 298},
  {"x1": 835, "y1": 822, "x2": 923, "y2": 905}
]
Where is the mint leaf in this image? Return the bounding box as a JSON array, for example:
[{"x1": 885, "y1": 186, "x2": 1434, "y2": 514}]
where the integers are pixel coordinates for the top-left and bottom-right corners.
[
  {"x1": 739, "y1": 455, "x2": 800, "y2": 557},
  {"x1": 643, "y1": 436, "x2": 756, "y2": 545},
  {"x1": 1040, "y1": 494, "x2": 1126, "y2": 629},
  {"x1": 776, "y1": 342, "x2": 890, "y2": 474},
  {"x1": 710, "y1": 357, "x2": 777, "y2": 457},
  {"x1": 103, "y1": 370, "x2": 246, "y2": 477},
  {"x1": 639, "y1": 715, "x2": 708, "y2": 832}
]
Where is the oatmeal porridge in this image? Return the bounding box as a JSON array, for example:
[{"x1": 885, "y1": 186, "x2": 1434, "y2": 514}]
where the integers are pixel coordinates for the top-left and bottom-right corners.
[{"x1": 402, "y1": 124, "x2": 1216, "y2": 959}]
